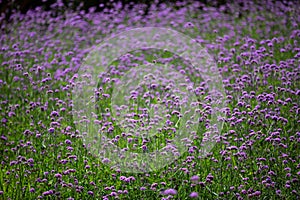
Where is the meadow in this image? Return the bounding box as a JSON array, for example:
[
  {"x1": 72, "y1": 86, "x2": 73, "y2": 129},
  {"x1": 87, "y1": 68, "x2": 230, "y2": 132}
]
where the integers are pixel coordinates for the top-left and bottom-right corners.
[{"x1": 0, "y1": 0, "x2": 299, "y2": 199}]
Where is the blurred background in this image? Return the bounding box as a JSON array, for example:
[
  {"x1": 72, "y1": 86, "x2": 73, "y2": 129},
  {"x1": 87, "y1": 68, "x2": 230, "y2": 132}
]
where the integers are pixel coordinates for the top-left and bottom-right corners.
[{"x1": 0, "y1": 0, "x2": 228, "y2": 21}]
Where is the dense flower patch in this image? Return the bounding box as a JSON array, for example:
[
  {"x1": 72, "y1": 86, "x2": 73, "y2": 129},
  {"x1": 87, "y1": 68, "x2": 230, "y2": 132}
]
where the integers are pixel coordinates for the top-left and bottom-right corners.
[{"x1": 0, "y1": 0, "x2": 299, "y2": 199}]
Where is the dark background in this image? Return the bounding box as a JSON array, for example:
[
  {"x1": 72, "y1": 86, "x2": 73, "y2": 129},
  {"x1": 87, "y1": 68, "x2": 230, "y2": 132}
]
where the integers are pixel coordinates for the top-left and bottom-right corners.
[{"x1": 0, "y1": 0, "x2": 228, "y2": 21}]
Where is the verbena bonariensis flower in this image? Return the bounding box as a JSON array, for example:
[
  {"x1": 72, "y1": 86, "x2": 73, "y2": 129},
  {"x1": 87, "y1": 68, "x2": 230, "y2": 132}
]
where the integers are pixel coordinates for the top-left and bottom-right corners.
[{"x1": 0, "y1": 0, "x2": 299, "y2": 199}]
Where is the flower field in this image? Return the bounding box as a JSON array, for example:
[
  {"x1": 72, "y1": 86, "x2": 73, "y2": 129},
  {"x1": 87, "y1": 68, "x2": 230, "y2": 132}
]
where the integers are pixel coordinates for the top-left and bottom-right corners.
[{"x1": 0, "y1": 0, "x2": 299, "y2": 199}]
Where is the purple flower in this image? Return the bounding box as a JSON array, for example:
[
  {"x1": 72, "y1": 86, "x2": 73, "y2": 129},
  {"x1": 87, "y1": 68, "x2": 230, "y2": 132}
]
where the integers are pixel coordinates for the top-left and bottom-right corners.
[
  {"x1": 199, "y1": 181, "x2": 205, "y2": 186},
  {"x1": 48, "y1": 128, "x2": 55, "y2": 133},
  {"x1": 190, "y1": 175, "x2": 199, "y2": 182},
  {"x1": 189, "y1": 192, "x2": 198, "y2": 198},
  {"x1": 142, "y1": 145, "x2": 147, "y2": 151},
  {"x1": 89, "y1": 181, "x2": 96, "y2": 186},
  {"x1": 206, "y1": 173, "x2": 214, "y2": 183},
  {"x1": 65, "y1": 139, "x2": 72, "y2": 145},
  {"x1": 87, "y1": 191, "x2": 94, "y2": 196},
  {"x1": 43, "y1": 190, "x2": 54, "y2": 196},
  {"x1": 163, "y1": 188, "x2": 177, "y2": 196},
  {"x1": 67, "y1": 146, "x2": 73, "y2": 151},
  {"x1": 268, "y1": 171, "x2": 276, "y2": 176},
  {"x1": 102, "y1": 158, "x2": 110, "y2": 163},
  {"x1": 50, "y1": 111, "x2": 59, "y2": 117},
  {"x1": 110, "y1": 192, "x2": 117, "y2": 197},
  {"x1": 125, "y1": 178, "x2": 131, "y2": 183},
  {"x1": 68, "y1": 155, "x2": 77, "y2": 160},
  {"x1": 184, "y1": 22, "x2": 194, "y2": 28},
  {"x1": 54, "y1": 173, "x2": 62, "y2": 179},
  {"x1": 129, "y1": 176, "x2": 136, "y2": 181},
  {"x1": 140, "y1": 187, "x2": 146, "y2": 191},
  {"x1": 253, "y1": 191, "x2": 261, "y2": 196},
  {"x1": 60, "y1": 159, "x2": 68, "y2": 164},
  {"x1": 276, "y1": 190, "x2": 281, "y2": 195},
  {"x1": 10, "y1": 161, "x2": 18, "y2": 166},
  {"x1": 284, "y1": 167, "x2": 291, "y2": 171}
]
